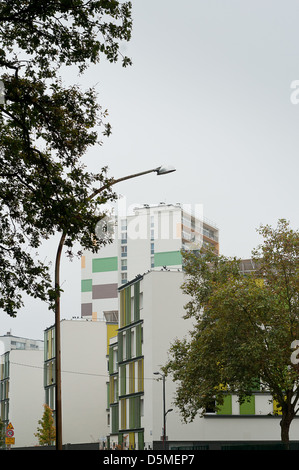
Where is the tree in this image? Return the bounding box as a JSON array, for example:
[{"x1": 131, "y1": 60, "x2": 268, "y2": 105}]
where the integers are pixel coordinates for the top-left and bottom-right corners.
[
  {"x1": 35, "y1": 404, "x2": 56, "y2": 446},
  {"x1": 0, "y1": 0, "x2": 132, "y2": 316},
  {"x1": 164, "y1": 220, "x2": 299, "y2": 446}
]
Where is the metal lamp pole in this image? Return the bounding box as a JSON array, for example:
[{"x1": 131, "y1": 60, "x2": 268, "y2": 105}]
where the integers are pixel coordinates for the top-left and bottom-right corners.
[
  {"x1": 154, "y1": 371, "x2": 173, "y2": 449},
  {"x1": 54, "y1": 165, "x2": 176, "y2": 450}
]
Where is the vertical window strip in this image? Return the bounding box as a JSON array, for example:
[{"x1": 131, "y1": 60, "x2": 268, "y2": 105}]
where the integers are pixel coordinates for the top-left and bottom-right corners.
[
  {"x1": 120, "y1": 290, "x2": 125, "y2": 328},
  {"x1": 118, "y1": 332, "x2": 123, "y2": 363},
  {"x1": 109, "y1": 377, "x2": 114, "y2": 405},
  {"x1": 111, "y1": 404, "x2": 119, "y2": 434},
  {"x1": 134, "y1": 282, "x2": 140, "y2": 321},
  {"x1": 129, "y1": 396, "x2": 141, "y2": 429},
  {"x1": 121, "y1": 399, "x2": 127, "y2": 430},
  {"x1": 138, "y1": 359, "x2": 144, "y2": 392},
  {"x1": 129, "y1": 432, "x2": 135, "y2": 450},
  {"x1": 129, "y1": 397, "x2": 135, "y2": 429},
  {"x1": 125, "y1": 286, "x2": 131, "y2": 325},
  {"x1": 108, "y1": 347, "x2": 114, "y2": 375},
  {"x1": 126, "y1": 328, "x2": 132, "y2": 361},
  {"x1": 120, "y1": 365, "x2": 126, "y2": 396},
  {"x1": 129, "y1": 362, "x2": 135, "y2": 394},
  {"x1": 138, "y1": 431, "x2": 144, "y2": 450},
  {"x1": 136, "y1": 324, "x2": 142, "y2": 357}
]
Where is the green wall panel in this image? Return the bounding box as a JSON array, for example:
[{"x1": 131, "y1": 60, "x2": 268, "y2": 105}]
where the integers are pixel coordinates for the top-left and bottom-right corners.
[
  {"x1": 217, "y1": 395, "x2": 232, "y2": 415},
  {"x1": 154, "y1": 250, "x2": 182, "y2": 267},
  {"x1": 134, "y1": 282, "x2": 140, "y2": 321},
  {"x1": 240, "y1": 396, "x2": 255, "y2": 415},
  {"x1": 81, "y1": 279, "x2": 92, "y2": 292},
  {"x1": 92, "y1": 256, "x2": 118, "y2": 272}
]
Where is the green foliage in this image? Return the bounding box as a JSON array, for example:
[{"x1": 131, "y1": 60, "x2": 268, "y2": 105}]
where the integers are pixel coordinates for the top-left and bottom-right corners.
[
  {"x1": 35, "y1": 404, "x2": 56, "y2": 446},
  {"x1": 164, "y1": 220, "x2": 299, "y2": 442},
  {"x1": 0, "y1": 1, "x2": 132, "y2": 316},
  {"x1": 0, "y1": 0, "x2": 132, "y2": 78}
]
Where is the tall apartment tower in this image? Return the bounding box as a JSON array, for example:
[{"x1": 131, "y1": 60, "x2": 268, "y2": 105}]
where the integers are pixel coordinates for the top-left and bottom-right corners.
[{"x1": 81, "y1": 203, "x2": 219, "y2": 321}]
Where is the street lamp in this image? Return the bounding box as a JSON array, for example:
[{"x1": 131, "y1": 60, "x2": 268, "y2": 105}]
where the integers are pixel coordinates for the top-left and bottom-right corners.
[
  {"x1": 154, "y1": 371, "x2": 173, "y2": 449},
  {"x1": 54, "y1": 165, "x2": 176, "y2": 450}
]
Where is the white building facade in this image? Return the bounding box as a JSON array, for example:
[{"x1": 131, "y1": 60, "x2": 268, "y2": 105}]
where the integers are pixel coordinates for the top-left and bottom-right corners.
[
  {"x1": 81, "y1": 203, "x2": 219, "y2": 322},
  {"x1": 44, "y1": 319, "x2": 117, "y2": 447},
  {"x1": 0, "y1": 334, "x2": 44, "y2": 448},
  {"x1": 107, "y1": 270, "x2": 299, "y2": 450}
]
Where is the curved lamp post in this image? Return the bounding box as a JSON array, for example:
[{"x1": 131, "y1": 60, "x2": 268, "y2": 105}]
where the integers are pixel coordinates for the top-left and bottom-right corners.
[
  {"x1": 55, "y1": 165, "x2": 176, "y2": 450},
  {"x1": 154, "y1": 371, "x2": 173, "y2": 449}
]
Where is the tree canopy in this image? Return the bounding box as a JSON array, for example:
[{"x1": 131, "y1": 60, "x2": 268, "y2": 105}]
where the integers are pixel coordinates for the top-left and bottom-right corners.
[
  {"x1": 35, "y1": 404, "x2": 56, "y2": 446},
  {"x1": 164, "y1": 220, "x2": 299, "y2": 444},
  {"x1": 0, "y1": 1, "x2": 132, "y2": 316}
]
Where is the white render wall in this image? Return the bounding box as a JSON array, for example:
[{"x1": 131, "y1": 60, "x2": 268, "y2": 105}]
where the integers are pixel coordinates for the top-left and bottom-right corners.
[
  {"x1": 141, "y1": 270, "x2": 299, "y2": 447},
  {"x1": 142, "y1": 270, "x2": 191, "y2": 447},
  {"x1": 8, "y1": 349, "x2": 44, "y2": 447},
  {"x1": 60, "y1": 320, "x2": 109, "y2": 445}
]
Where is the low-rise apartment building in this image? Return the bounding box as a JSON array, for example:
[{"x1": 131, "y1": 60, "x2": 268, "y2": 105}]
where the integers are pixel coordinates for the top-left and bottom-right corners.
[
  {"x1": 107, "y1": 270, "x2": 299, "y2": 450},
  {"x1": 44, "y1": 318, "x2": 117, "y2": 446},
  {"x1": 0, "y1": 333, "x2": 44, "y2": 447}
]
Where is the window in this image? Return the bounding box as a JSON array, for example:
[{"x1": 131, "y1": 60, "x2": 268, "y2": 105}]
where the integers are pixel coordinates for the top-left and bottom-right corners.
[
  {"x1": 120, "y1": 365, "x2": 126, "y2": 396},
  {"x1": 120, "y1": 399, "x2": 127, "y2": 429},
  {"x1": 129, "y1": 396, "x2": 141, "y2": 429},
  {"x1": 131, "y1": 330, "x2": 135, "y2": 358},
  {"x1": 121, "y1": 259, "x2": 127, "y2": 271},
  {"x1": 111, "y1": 404, "x2": 119, "y2": 434},
  {"x1": 129, "y1": 362, "x2": 135, "y2": 394},
  {"x1": 44, "y1": 360, "x2": 55, "y2": 387},
  {"x1": 134, "y1": 282, "x2": 140, "y2": 321},
  {"x1": 137, "y1": 359, "x2": 144, "y2": 392},
  {"x1": 121, "y1": 245, "x2": 127, "y2": 257},
  {"x1": 11, "y1": 341, "x2": 25, "y2": 350},
  {"x1": 205, "y1": 400, "x2": 216, "y2": 414},
  {"x1": 113, "y1": 349, "x2": 118, "y2": 373},
  {"x1": 110, "y1": 376, "x2": 118, "y2": 404},
  {"x1": 45, "y1": 386, "x2": 55, "y2": 411},
  {"x1": 136, "y1": 324, "x2": 142, "y2": 357}
]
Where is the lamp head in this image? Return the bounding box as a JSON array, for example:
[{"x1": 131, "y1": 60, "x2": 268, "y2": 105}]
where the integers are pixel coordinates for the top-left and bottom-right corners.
[{"x1": 156, "y1": 165, "x2": 176, "y2": 175}]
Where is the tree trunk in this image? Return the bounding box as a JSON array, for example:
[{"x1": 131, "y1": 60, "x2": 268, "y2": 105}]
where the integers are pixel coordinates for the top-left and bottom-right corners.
[{"x1": 280, "y1": 410, "x2": 294, "y2": 449}]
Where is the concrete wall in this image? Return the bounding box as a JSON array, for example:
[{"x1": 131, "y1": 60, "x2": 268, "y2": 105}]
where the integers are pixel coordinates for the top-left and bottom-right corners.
[
  {"x1": 9, "y1": 349, "x2": 44, "y2": 447},
  {"x1": 60, "y1": 320, "x2": 109, "y2": 445},
  {"x1": 141, "y1": 270, "x2": 299, "y2": 448}
]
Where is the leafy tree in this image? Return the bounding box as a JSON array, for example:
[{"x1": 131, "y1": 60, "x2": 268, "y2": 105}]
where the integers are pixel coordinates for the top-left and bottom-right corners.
[
  {"x1": 35, "y1": 404, "x2": 56, "y2": 446},
  {"x1": 164, "y1": 220, "x2": 299, "y2": 445},
  {"x1": 0, "y1": 1, "x2": 132, "y2": 316}
]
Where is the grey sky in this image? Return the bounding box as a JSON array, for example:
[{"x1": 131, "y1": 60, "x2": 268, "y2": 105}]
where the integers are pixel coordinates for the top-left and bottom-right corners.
[{"x1": 1, "y1": 0, "x2": 299, "y2": 339}]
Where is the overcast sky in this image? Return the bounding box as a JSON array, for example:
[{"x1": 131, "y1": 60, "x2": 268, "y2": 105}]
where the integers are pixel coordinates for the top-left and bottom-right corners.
[{"x1": 1, "y1": 0, "x2": 299, "y2": 340}]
